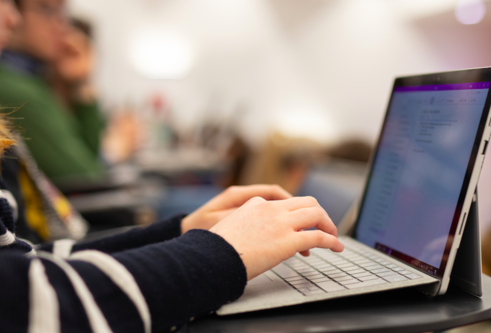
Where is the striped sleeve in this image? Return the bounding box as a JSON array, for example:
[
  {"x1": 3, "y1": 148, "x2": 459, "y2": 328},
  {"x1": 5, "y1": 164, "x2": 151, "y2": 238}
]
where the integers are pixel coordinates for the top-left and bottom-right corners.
[
  {"x1": 0, "y1": 190, "x2": 247, "y2": 332},
  {"x1": 0, "y1": 191, "x2": 36, "y2": 256},
  {"x1": 0, "y1": 229, "x2": 247, "y2": 333}
]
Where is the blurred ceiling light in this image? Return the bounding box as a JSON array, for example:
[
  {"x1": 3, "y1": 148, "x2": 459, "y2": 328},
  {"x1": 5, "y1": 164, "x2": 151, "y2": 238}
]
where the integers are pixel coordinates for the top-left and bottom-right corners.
[
  {"x1": 276, "y1": 109, "x2": 339, "y2": 145},
  {"x1": 455, "y1": 0, "x2": 486, "y2": 25},
  {"x1": 131, "y1": 32, "x2": 194, "y2": 80}
]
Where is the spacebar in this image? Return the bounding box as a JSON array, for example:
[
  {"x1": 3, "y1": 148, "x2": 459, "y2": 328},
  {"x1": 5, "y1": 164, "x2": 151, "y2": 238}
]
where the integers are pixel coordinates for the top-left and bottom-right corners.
[{"x1": 344, "y1": 278, "x2": 387, "y2": 290}]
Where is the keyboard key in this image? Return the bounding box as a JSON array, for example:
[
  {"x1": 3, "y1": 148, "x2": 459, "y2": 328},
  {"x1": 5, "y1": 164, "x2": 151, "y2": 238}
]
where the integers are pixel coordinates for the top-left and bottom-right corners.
[
  {"x1": 285, "y1": 276, "x2": 304, "y2": 282},
  {"x1": 316, "y1": 267, "x2": 332, "y2": 272},
  {"x1": 345, "y1": 278, "x2": 388, "y2": 290},
  {"x1": 304, "y1": 274, "x2": 324, "y2": 279},
  {"x1": 376, "y1": 271, "x2": 397, "y2": 277},
  {"x1": 297, "y1": 288, "x2": 311, "y2": 293},
  {"x1": 398, "y1": 270, "x2": 411, "y2": 275},
  {"x1": 331, "y1": 259, "x2": 349, "y2": 264},
  {"x1": 301, "y1": 268, "x2": 319, "y2": 275},
  {"x1": 306, "y1": 285, "x2": 321, "y2": 291},
  {"x1": 273, "y1": 264, "x2": 299, "y2": 278},
  {"x1": 303, "y1": 289, "x2": 326, "y2": 296},
  {"x1": 351, "y1": 272, "x2": 372, "y2": 278},
  {"x1": 328, "y1": 272, "x2": 348, "y2": 278},
  {"x1": 338, "y1": 278, "x2": 359, "y2": 285},
  {"x1": 342, "y1": 254, "x2": 360, "y2": 258},
  {"x1": 370, "y1": 268, "x2": 390, "y2": 274},
  {"x1": 360, "y1": 263, "x2": 383, "y2": 269},
  {"x1": 405, "y1": 273, "x2": 422, "y2": 280},
  {"x1": 316, "y1": 281, "x2": 347, "y2": 292},
  {"x1": 334, "y1": 276, "x2": 356, "y2": 282},
  {"x1": 316, "y1": 263, "x2": 334, "y2": 268},
  {"x1": 290, "y1": 278, "x2": 310, "y2": 284},
  {"x1": 292, "y1": 283, "x2": 313, "y2": 290},
  {"x1": 351, "y1": 257, "x2": 371, "y2": 263},
  {"x1": 359, "y1": 275, "x2": 379, "y2": 281},
  {"x1": 289, "y1": 280, "x2": 310, "y2": 286},
  {"x1": 382, "y1": 274, "x2": 409, "y2": 283},
  {"x1": 343, "y1": 268, "x2": 365, "y2": 274},
  {"x1": 311, "y1": 277, "x2": 330, "y2": 283}
]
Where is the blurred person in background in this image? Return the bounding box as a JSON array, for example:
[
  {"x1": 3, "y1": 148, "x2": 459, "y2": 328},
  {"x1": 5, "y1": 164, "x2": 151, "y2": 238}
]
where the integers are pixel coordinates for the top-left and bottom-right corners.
[
  {"x1": 52, "y1": 18, "x2": 141, "y2": 165},
  {"x1": 0, "y1": 0, "x2": 106, "y2": 184},
  {"x1": 51, "y1": 18, "x2": 96, "y2": 108}
]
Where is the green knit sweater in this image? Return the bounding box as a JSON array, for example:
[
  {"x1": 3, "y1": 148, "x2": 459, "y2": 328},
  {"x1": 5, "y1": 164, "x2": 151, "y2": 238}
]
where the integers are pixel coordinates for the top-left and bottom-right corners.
[{"x1": 0, "y1": 64, "x2": 105, "y2": 183}]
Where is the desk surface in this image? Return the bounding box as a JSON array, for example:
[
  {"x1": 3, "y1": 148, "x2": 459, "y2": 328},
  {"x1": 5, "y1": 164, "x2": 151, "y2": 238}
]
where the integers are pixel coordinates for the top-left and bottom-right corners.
[{"x1": 188, "y1": 274, "x2": 491, "y2": 333}]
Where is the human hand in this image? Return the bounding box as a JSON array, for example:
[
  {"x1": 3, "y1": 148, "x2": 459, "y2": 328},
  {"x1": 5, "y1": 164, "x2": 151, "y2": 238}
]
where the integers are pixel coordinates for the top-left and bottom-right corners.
[
  {"x1": 181, "y1": 185, "x2": 292, "y2": 234},
  {"x1": 102, "y1": 112, "x2": 141, "y2": 163},
  {"x1": 210, "y1": 196, "x2": 344, "y2": 280}
]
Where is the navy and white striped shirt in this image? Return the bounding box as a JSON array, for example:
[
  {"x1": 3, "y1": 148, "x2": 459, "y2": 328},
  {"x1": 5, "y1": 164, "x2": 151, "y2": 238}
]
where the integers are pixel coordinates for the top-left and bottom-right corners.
[{"x1": 0, "y1": 190, "x2": 247, "y2": 332}]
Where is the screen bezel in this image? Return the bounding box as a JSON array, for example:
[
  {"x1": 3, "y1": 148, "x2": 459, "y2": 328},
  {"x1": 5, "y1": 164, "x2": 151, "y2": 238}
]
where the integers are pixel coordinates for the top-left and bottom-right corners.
[{"x1": 351, "y1": 68, "x2": 491, "y2": 279}]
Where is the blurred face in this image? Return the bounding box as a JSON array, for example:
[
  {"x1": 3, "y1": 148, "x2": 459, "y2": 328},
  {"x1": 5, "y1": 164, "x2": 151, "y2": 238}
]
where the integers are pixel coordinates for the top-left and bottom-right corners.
[
  {"x1": 13, "y1": 0, "x2": 68, "y2": 62},
  {"x1": 0, "y1": 0, "x2": 21, "y2": 52},
  {"x1": 54, "y1": 27, "x2": 93, "y2": 82}
]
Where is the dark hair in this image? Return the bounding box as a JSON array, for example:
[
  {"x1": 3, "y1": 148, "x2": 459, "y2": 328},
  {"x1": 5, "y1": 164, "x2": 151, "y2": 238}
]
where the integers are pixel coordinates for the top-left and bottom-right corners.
[{"x1": 71, "y1": 18, "x2": 93, "y2": 39}]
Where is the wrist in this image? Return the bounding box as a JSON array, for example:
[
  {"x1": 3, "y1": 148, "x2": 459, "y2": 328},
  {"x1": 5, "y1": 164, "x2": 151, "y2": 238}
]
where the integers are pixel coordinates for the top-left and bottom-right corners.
[{"x1": 181, "y1": 215, "x2": 193, "y2": 235}]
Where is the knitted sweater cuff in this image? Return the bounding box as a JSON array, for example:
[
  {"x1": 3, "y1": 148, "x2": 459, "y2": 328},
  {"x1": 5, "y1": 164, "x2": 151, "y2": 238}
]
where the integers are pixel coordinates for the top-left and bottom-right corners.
[
  {"x1": 40, "y1": 214, "x2": 185, "y2": 254},
  {"x1": 113, "y1": 229, "x2": 247, "y2": 331}
]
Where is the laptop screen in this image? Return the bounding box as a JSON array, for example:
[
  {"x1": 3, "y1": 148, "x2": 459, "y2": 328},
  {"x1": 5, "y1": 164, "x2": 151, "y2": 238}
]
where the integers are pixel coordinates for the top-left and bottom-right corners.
[{"x1": 354, "y1": 79, "x2": 491, "y2": 278}]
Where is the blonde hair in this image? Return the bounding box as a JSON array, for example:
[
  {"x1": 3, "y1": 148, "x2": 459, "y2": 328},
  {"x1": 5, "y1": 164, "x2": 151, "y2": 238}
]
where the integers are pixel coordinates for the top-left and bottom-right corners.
[{"x1": 0, "y1": 116, "x2": 15, "y2": 156}]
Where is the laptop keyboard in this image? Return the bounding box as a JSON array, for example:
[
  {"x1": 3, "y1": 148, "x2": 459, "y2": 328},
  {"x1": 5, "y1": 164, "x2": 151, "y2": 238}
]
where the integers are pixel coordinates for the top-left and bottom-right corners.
[{"x1": 272, "y1": 247, "x2": 423, "y2": 297}]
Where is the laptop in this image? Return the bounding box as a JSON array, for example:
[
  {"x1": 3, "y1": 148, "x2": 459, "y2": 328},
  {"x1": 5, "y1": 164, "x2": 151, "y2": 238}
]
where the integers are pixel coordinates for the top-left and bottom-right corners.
[{"x1": 218, "y1": 68, "x2": 491, "y2": 316}]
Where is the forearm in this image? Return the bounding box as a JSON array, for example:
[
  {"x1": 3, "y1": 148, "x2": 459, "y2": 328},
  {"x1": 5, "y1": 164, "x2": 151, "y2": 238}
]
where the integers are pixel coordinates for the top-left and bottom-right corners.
[{"x1": 38, "y1": 214, "x2": 185, "y2": 255}]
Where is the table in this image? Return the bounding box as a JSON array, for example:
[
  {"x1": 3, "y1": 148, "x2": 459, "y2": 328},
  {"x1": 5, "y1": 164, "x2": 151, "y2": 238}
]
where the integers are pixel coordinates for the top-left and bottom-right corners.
[{"x1": 186, "y1": 274, "x2": 491, "y2": 333}]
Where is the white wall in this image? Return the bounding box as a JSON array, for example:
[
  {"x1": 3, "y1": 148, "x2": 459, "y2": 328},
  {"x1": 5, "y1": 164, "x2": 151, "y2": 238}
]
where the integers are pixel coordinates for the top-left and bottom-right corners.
[
  {"x1": 68, "y1": 0, "x2": 339, "y2": 146},
  {"x1": 67, "y1": 0, "x2": 491, "y2": 230}
]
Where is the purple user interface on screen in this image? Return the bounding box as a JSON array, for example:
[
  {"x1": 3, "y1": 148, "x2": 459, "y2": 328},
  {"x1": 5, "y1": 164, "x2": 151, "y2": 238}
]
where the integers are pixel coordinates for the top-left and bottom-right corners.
[{"x1": 356, "y1": 82, "x2": 490, "y2": 272}]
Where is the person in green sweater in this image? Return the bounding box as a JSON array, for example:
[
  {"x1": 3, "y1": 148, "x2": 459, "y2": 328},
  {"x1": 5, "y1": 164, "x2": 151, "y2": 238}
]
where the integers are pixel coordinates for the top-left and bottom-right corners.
[{"x1": 0, "y1": 0, "x2": 105, "y2": 184}]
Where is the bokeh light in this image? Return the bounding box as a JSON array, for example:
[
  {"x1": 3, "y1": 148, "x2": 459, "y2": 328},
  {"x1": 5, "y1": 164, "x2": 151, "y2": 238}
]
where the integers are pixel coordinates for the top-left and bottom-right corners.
[
  {"x1": 455, "y1": 0, "x2": 486, "y2": 25},
  {"x1": 131, "y1": 32, "x2": 194, "y2": 80}
]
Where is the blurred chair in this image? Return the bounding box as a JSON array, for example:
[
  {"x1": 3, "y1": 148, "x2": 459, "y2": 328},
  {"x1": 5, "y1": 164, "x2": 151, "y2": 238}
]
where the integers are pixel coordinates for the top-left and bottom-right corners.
[
  {"x1": 240, "y1": 132, "x2": 322, "y2": 194},
  {"x1": 238, "y1": 132, "x2": 370, "y2": 227}
]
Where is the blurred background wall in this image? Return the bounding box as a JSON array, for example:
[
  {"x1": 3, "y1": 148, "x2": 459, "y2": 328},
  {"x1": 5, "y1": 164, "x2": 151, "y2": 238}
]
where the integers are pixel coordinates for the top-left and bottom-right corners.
[{"x1": 66, "y1": 0, "x2": 491, "y2": 231}]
